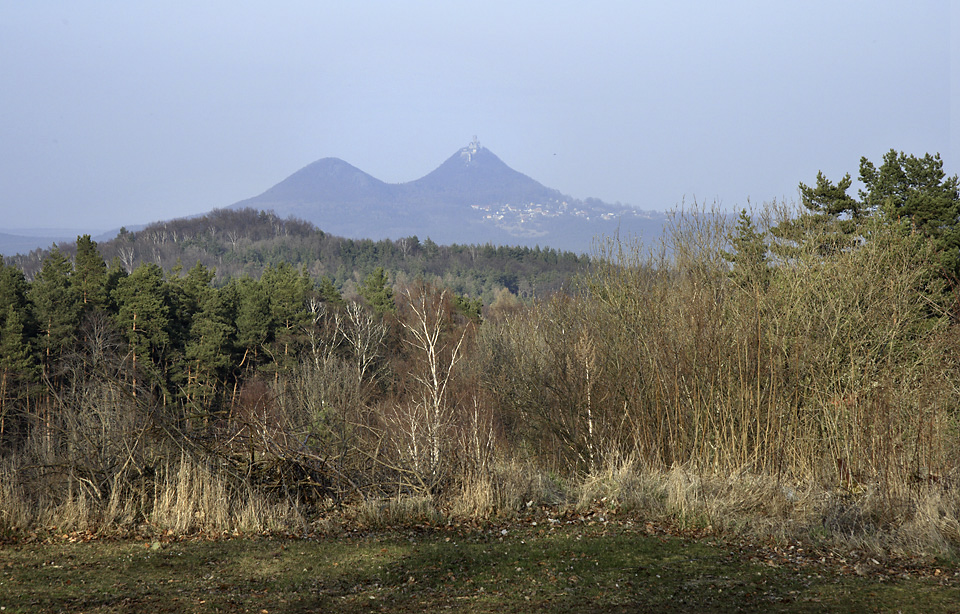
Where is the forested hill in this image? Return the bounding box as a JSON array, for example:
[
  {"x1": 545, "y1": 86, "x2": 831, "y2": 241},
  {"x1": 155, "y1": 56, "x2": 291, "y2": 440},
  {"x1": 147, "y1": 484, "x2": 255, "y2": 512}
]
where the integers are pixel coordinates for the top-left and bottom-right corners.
[{"x1": 3, "y1": 208, "x2": 591, "y2": 304}]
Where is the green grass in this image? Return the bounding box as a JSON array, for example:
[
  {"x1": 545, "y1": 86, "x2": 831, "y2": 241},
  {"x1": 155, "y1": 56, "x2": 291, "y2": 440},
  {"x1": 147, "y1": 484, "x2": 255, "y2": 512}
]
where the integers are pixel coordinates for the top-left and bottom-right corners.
[{"x1": 1, "y1": 521, "x2": 958, "y2": 613}]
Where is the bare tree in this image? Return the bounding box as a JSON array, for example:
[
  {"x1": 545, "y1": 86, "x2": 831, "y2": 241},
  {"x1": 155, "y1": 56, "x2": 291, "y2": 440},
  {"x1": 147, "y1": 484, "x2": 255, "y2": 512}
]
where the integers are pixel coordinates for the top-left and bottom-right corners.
[
  {"x1": 336, "y1": 302, "x2": 388, "y2": 388},
  {"x1": 387, "y1": 285, "x2": 468, "y2": 494}
]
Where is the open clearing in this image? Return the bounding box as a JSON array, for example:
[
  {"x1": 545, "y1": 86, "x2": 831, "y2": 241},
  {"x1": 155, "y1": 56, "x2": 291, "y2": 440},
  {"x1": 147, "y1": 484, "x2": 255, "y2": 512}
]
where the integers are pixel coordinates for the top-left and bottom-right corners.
[{"x1": 1, "y1": 517, "x2": 957, "y2": 613}]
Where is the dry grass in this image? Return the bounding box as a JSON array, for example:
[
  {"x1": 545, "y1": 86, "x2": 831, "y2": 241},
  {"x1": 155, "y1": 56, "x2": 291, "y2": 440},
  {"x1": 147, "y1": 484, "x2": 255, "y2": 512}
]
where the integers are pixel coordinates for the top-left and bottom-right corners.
[
  {"x1": 566, "y1": 455, "x2": 960, "y2": 557},
  {"x1": 148, "y1": 457, "x2": 305, "y2": 534},
  {"x1": 4, "y1": 205, "x2": 960, "y2": 559},
  {"x1": 448, "y1": 460, "x2": 569, "y2": 519}
]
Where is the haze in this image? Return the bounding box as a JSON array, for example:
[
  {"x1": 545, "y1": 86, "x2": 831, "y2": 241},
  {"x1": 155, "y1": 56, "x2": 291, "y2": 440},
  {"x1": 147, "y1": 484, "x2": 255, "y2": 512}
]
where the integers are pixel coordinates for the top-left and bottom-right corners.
[{"x1": 1, "y1": 1, "x2": 957, "y2": 232}]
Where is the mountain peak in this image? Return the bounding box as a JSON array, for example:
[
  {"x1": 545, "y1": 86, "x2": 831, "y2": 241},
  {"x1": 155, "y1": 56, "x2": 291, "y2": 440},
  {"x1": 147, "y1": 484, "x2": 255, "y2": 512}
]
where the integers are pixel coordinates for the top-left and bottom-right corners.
[
  {"x1": 226, "y1": 141, "x2": 663, "y2": 252},
  {"x1": 410, "y1": 139, "x2": 547, "y2": 202},
  {"x1": 459, "y1": 137, "x2": 483, "y2": 163}
]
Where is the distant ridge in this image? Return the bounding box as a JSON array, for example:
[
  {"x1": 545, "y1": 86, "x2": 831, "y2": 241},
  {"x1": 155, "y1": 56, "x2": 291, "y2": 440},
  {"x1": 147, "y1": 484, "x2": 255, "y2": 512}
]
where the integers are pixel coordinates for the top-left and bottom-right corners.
[
  {"x1": 0, "y1": 227, "x2": 134, "y2": 257},
  {"x1": 229, "y1": 139, "x2": 666, "y2": 253}
]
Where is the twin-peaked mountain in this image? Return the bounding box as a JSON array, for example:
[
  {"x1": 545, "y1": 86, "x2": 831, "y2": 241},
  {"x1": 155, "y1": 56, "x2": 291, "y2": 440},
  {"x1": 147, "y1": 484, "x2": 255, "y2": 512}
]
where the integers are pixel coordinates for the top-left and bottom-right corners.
[{"x1": 230, "y1": 140, "x2": 665, "y2": 253}]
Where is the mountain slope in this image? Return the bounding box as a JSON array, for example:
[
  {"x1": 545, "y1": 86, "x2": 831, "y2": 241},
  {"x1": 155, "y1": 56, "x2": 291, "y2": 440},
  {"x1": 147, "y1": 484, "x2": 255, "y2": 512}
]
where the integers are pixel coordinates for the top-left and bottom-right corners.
[
  {"x1": 402, "y1": 142, "x2": 564, "y2": 208},
  {"x1": 228, "y1": 139, "x2": 665, "y2": 252},
  {"x1": 251, "y1": 157, "x2": 395, "y2": 205}
]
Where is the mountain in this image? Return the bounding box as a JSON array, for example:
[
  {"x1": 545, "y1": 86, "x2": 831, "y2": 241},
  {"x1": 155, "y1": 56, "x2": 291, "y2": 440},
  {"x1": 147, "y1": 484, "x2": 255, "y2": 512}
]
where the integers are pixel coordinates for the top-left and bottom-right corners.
[
  {"x1": 230, "y1": 139, "x2": 666, "y2": 253},
  {"x1": 239, "y1": 157, "x2": 397, "y2": 214},
  {"x1": 404, "y1": 144, "x2": 563, "y2": 207}
]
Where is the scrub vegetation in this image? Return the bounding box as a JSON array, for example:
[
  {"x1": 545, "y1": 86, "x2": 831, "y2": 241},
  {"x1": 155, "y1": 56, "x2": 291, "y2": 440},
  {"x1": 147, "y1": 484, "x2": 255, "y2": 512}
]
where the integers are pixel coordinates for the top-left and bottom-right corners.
[{"x1": 1, "y1": 149, "x2": 960, "y2": 572}]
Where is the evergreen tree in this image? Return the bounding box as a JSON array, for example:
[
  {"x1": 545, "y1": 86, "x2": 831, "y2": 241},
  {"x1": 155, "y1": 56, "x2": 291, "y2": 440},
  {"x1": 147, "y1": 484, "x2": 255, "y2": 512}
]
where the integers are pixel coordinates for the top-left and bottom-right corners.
[
  {"x1": 183, "y1": 285, "x2": 234, "y2": 416},
  {"x1": 358, "y1": 267, "x2": 396, "y2": 315},
  {"x1": 0, "y1": 305, "x2": 38, "y2": 436},
  {"x1": 29, "y1": 248, "x2": 80, "y2": 366},
  {"x1": 723, "y1": 209, "x2": 770, "y2": 291},
  {"x1": 260, "y1": 262, "x2": 312, "y2": 373},
  {"x1": 772, "y1": 174, "x2": 861, "y2": 259},
  {"x1": 318, "y1": 275, "x2": 345, "y2": 307},
  {"x1": 112, "y1": 263, "x2": 171, "y2": 396},
  {"x1": 72, "y1": 234, "x2": 108, "y2": 310},
  {"x1": 799, "y1": 172, "x2": 864, "y2": 223},
  {"x1": 233, "y1": 277, "x2": 271, "y2": 370},
  {"x1": 104, "y1": 257, "x2": 129, "y2": 311},
  {"x1": 859, "y1": 150, "x2": 960, "y2": 276},
  {"x1": 453, "y1": 293, "x2": 483, "y2": 323},
  {"x1": 166, "y1": 261, "x2": 218, "y2": 361},
  {"x1": 0, "y1": 261, "x2": 33, "y2": 335},
  {"x1": 261, "y1": 262, "x2": 310, "y2": 334}
]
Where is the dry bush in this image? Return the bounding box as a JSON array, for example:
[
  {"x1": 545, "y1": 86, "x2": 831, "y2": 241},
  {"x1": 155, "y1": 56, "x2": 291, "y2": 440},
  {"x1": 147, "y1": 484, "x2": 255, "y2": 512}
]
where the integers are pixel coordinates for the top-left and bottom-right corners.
[
  {"x1": 377, "y1": 283, "x2": 473, "y2": 496},
  {"x1": 576, "y1": 454, "x2": 666, "y2": 515},
  {"x1": 469, "y1": 201, "x2": 960, "y2": 553},
  {"x1": 149, "y1": 455, "x2": 303, "y2": 533},
  {"x1": 475, "y1": 293, "x2": 646, "y2": 473},
  {"x1": 352, "y1": 495, "x2": 441, "y2": 528},
  {"x1": 4, "y1": 204, "x2": 960, "y2": 557},
  {"x1": 449, "y1": 459, "x2": 568, "y2": 519},
  {"x1": 584, "y1": 203, "x2": 960, "y2": 485}
]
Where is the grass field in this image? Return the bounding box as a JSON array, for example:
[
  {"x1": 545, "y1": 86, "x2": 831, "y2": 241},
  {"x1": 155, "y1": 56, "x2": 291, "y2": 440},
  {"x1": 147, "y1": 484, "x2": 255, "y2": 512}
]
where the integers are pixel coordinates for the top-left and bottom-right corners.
[{"x1": 2, "y1": 514, "x2": 957, "y2": 613}]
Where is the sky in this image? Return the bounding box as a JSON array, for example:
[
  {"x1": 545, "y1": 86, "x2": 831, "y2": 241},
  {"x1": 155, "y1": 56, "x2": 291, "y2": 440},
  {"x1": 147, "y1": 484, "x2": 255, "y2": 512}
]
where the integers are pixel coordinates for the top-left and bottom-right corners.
[{"x1": 1, "y1": 1, "x2": 957, "y2": 232}]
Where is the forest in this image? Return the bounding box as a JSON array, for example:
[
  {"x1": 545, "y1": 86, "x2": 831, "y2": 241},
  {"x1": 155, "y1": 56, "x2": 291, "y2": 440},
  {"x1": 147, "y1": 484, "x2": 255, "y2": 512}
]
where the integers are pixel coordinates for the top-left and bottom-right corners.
[
  {"x1": 2, "y1": 149, "x2": 960, "y2": 555},
  {"x1": 5, "y1": 207, "x2": 589, "y2": 305}
]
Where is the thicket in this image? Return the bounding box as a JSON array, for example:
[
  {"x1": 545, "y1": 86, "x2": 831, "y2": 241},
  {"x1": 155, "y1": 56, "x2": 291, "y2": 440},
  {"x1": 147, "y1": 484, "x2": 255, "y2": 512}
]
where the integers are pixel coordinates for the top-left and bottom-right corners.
[{"x1": 2, "y1": 151, "x2": 960, "y2": 556}]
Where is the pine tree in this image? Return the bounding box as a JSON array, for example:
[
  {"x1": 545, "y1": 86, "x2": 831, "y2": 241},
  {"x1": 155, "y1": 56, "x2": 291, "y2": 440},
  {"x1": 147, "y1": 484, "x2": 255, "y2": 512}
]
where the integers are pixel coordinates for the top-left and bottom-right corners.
[
  {"x1": 166, "y1": 261, "x2": 218, "y2": 371},
  {"x1": 72, "y1": 234, "x2": 108, "y2": 310},
  {"x1": 112, "y1": 263, "x2": 171, "y2": 396},
  {"x1": 772, "y1": 173, "x2": 861, "y2": 260},
  {"x1": 260, "y1": 262, "x2": 312, "y2": 374},
  {"x1": 723, "y1": 209, "x2": 770, "y2": 291},
  {"x1": 233, "y1": 277, "x2": 271, "y2": 370},
  {"x1": 29, "y1": 248, "x2": 80, "y2": 368},
  {"x1": 0, "y1": 306, "x2": 38, "y2": 436},
  {"x1": 318, "y1": 275, "x2": 345, "y2": 307},
  {"x1": 859, "y1": 150, "x2": 960, "y2": 276},
  {"x1": 184, "y1": 285, "x2": 234, "y2": 417},
  {"x1": 358, "y1": 267, "x2": 396, "y2": 315}
]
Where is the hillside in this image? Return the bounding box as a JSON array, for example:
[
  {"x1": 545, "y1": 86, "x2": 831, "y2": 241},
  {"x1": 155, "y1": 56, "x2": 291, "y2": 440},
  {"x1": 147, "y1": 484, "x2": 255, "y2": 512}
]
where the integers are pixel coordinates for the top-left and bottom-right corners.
[
  {"x1": 231, "y1": 139, "x2": 666, "y2": 252},
  {"x1": 5, "y1": 208, "x2": 590, "y2": 304}
]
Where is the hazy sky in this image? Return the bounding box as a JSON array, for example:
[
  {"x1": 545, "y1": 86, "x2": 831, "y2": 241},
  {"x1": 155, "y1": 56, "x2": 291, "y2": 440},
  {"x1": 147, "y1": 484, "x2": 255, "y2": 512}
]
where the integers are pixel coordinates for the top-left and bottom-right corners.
[{"x1": 1, "y1": 2, "x2": 957, "y2": 231}]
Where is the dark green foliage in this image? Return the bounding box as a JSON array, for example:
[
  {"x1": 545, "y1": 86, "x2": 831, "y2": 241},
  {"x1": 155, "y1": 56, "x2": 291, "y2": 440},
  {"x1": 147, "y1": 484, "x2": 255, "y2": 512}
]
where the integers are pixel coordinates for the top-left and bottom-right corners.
[
  {"x1": 775, "y1": 150, "x2": 960, "y2": 279},
  {"x1": 799, "y1": 172, "x2": 863, "y2": 222},
  {"x1": 0, "y1": 305, "x2": 38, "y2": 436},
  {"x1": 112, "y1": 263, "x2": 171, "y2": 393},
  {"x1": 723, "y1": 209, "x2": 769, "y2": 291},
  {"x1": 358, "y1": 266, "x2": 395, "y2": 315},
  {"x1": 453, "y1": 293, "x2": 483, "y2": 323},
  {"x1": 317, "y1": 275, "x2": 344, "y2": 306},
  {"x1": 261, "y1": 262, "x2": 311, "y2": 331},
  {"x1": 72, "y1": 234, "x2": 108, "y2": 310},
  {"x1": 232, "y1": 276, "x2": 271, "y2": 371},
  {"x1": 859, "y1": 150, "x2": 960, "y2": 276},
  {"x1": 0, "y1": 261, "x2": 32, "y2": 336},
  {"x1": 773, "y1": 174, "x2": 860, "y2": 259},
  {"x1": 183, "y1": 286, "x2": 234, "y2": 413},
  {"x1": 260, "y1": 262, "x2": 312, "y2": 374},
  {"x1": 6, "y1": 209, "x2": 588, "y2": 305},
  {"x1": 29, "y1": 248, "x2": 80, "y2": 363},
  {"x1": 104, "y1": 257, "x2": 128, "y2": 310}
]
